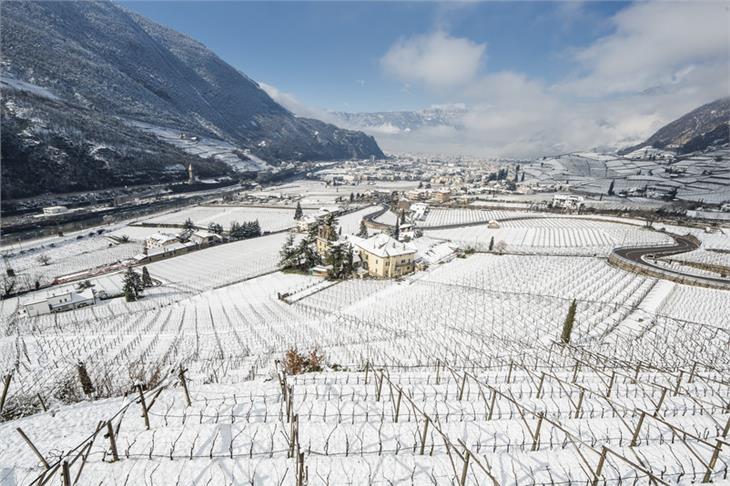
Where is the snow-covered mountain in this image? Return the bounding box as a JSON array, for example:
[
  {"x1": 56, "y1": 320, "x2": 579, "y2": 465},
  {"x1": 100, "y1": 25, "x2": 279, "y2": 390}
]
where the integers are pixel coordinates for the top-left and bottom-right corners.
[
  {"x1": 0, "y1": 1, "x2": 383, "y2": 199},
  {"x1": 622, "y1": 97, "x2": 730, "y2": 155},
  {"x1": 333, "y1": 105, "x2": 467, "y2": 134}
]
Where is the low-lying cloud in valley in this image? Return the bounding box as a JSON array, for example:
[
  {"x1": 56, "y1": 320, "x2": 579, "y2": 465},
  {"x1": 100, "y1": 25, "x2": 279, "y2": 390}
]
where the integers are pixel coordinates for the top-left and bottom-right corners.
[{"x1": 265, "y1": 1, "x2": 728, "y2": 158}]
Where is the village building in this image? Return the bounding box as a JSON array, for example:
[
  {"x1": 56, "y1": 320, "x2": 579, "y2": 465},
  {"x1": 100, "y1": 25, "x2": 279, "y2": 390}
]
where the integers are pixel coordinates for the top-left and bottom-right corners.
[
  {"x1": 434, "y1": 189, "x2": 451, "y2": 203},
  {"x1": 145, "y1": 232, "x2": 179, "y2": 249},
  {"x1": 315, "y1": 221, "x2": 338, "y2": 257},
  {"x1": 190, "y1": 230, "x2": 222, "y2": 247},
  {"x1": 552, "y1": 194, "x2": 584, "y2": 209},
  {"x1": 349, "y1": 233, "x2": 416, "y2": 278},
  {"x1": 24, "y1": 289, "x2": 96, "y2": 317},
  {"x1": 42, "y1": 205, "x2": 69, "y2": 216}
]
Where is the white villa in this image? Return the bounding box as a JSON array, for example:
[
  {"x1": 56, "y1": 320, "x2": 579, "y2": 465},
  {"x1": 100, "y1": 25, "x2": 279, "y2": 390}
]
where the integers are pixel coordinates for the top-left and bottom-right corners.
[{"x1": 24, "y1": 289, "x2": 96, "y2": 317}]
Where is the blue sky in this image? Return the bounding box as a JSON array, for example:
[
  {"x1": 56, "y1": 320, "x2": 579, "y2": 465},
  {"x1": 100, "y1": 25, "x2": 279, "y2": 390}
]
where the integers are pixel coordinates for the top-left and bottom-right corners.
[
  {"x1": 121, "y1": 1, "x2": 727, "y2": 156},
  {"x1": 122, "y1": 1, "x2": 627, "y2": 112}
]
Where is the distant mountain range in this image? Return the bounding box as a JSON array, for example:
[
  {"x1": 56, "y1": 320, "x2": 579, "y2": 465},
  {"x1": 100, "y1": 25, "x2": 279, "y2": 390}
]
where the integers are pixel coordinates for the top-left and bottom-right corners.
[
  {"x1": 622, "y1": 97, "x2": 729, "y2": 155},
  {"x1": 333, "y1": 105, "x2": 467, "y2": 134},
  {"x1": 0, "y1": 1, "x2": 383, "y2": 199}
]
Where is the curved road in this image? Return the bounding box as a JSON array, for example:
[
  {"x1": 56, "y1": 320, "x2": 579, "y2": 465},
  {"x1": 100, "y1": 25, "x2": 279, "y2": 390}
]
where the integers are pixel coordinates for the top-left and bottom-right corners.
[{"x1": 613, "y1": 234, "x2": 730, "y2": 288}]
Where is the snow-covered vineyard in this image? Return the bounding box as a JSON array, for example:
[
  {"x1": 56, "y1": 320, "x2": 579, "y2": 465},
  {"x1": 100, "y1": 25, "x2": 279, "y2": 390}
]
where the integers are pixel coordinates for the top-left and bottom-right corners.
[{"x1": 1, "y1": 207, "x2": 729, "y2": 485}]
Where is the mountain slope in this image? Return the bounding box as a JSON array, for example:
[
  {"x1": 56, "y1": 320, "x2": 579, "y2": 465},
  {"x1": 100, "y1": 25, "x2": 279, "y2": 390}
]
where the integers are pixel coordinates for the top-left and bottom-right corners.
[
  {"x1": 622, "y1": 97, "x2": 729, "y2": 154},
  {"x1": 0, "y1": 1, "x2": 382, "y2": 199}
]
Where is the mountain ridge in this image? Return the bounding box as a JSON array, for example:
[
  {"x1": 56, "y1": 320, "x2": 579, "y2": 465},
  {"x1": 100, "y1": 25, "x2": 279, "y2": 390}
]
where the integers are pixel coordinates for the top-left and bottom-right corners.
[{"x1": 0, "y1": 1, "x2": 383, "y2": 199}]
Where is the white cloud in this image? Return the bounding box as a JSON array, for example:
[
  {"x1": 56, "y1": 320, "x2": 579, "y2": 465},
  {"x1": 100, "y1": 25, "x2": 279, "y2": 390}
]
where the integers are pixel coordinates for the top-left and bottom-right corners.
[
  {"x1": 561, "y1": 1, "x2": 729, "y2": 96},
  {"x1": 369, "y1": 2, "x2": 729, "y2": 157},
  {"x1": 380, "y1": 31, "x2": 486, "y2": 88},
  {"x1": 259, "y1": 81, "x2": 339, "y2": 123}
]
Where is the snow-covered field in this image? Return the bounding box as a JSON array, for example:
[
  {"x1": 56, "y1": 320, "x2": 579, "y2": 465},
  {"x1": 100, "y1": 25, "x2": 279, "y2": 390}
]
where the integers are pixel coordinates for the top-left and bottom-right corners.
[
  {"x1": 140, "y1": 205, "x2": 312, "y2": 232},
  {"x1": 426, "y1": 217, "x2": 673, "y2": 256},
  {"x1": 2, "y1": 205, "x2": 728, "y2": 486}
]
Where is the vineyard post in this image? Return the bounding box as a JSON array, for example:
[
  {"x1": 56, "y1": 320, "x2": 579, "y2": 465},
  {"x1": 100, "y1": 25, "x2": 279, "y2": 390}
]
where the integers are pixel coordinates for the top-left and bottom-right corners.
[
  {"x1": 178, "y1": 367, "x2": 192, "y2": 407},
  {"x1": 606, "y1": 371, "x2": 616, "y2": 398},
  {"x1": 106, "y1": 421, "x2": 119, "y2": 462},
  {"x1": 286, "y1": 385, "x2": 293, "y2": 423},
  {"x1": 487, "y1": 389, "x2": 497, "y2": 420},
  {"x1": 536, "y1": 372, "x2": 546, "y2": 399},
  {"x1": 673, "y1": 370, "x2": 684, "y2": 396},
  {"x1": 296, "y1": 451, "x2": 305, "y2": 486},
  {"x1": 376, "y1": 370, "x2": 384, "y2": 401},
  {"x1": 419, "y1": 415, "x2": 430, "y2": 455},
  {"x1": 634, "y1": 361, "x2": 642, "y2": 382},
  {"x1": 506, "y1": 361, "x2": 513, "y2": 384},
  {"x1": 458, "y1": 372, "x2": 467, "y2": 401},
  {"x1": 436, "y1": 359, "x2": 441, "y2": 385},
  {"x1": 574, "y1": 388, "x2": 585, "y2": 418},
  {"x1": 136, "y1": 385, "x2": 150, "y2": 430},
  {"x1": 688, "y1": 362, "x2": 697, "y2": 383},
  {"x1": 288, "y1": 414, "x2": 299, "y2": 458},
  {"x1": 630, "y1": 411, "x2": 646, "y2": 447},
  {"x1": 459, "y1": 449, "x2": 471, "y2": 486},
  {"x1": 0, "y1": 373, "x2": 11, "y2": 413},
  {"x1": 531, "y1": 412, "x2": 544, "y2": 451},
  {"x1": 394, "y1": 389, "x2": 402, "y2": 422},
  {"x1": 364, "y1": 362, "x2": 369, "y2": 385},
  {"x1": 61, "y1": 460, "x2": 70, "y2": 486},
  {"x1": 571, "y1": 362, "x2": 580, "y2": 383},
  {"x1": 16, "y1": 427, "x2": 50, "y2": 468},
  {"x1": 702, "y1": 440, "x2": 723, "y2": 482},
  {"x1": 591, "y1": 446, "x2": 608, "y2": 486},
  {"x1": 722, "y1": 415, "x2": 730, "y2": 438},
  {"x1": 653, "y1": 388, "x2": 668, "y2": 417},
  {"x1": 37, "y1": 393, "x2": 47, "y2": 412}
]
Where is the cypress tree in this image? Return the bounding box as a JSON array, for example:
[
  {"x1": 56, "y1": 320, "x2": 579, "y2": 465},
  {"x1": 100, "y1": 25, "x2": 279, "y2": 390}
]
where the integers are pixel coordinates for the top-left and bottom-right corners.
[
  {"x1": 141, "y1": 266, "x2": 153, "y2": 287},
  {"x1": 561, "y1": 299, "x2": 577, "y2": 344},
  {"x1": 607, "y1": 180, "x2": 615, "y2": 196},
  {"x1": 489, "y1": 236, "x2": 494, "y2": 251},
  {"x1": 294, "y1": 202, "x2": 303, "y2": 220},
  {"x1": 358, "y1": 220, "x2": 368, "y2": 238}
]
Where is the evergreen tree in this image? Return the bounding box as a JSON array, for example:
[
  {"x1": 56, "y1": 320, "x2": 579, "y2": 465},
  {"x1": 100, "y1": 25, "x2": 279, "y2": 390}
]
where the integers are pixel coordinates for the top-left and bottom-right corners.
[
  {"x1": 349, "y1": 193, "x2": 354, "y2": 203},
  {"x1": 561, "y1": 299, "x2": 577, "y2": 344},
  {"x1": 123, "y1": 267, "x2": 139, "y2": 302},
  {"x1": 207, "y1": 222, "x2": 223, "y2": 235},
  {"x1": 489, "y1": 236, "x2": 494, "y2": 252},
  {"x1": 141, "y1": 266, "x2": 153, "y2": 287},
  {"x1": 358, "y1": 220, "x2": 369, "y2": 238},
  {"x1": 294, "y1": 202, "x2": 303, "y2": 220},
  {"x1": 607, "y1": 180, "x2": 615, "y2": 196},
  {"x1": 521, "y1": 172, "x2": 525, "y2": 182},
  {"x1": 393, "y1": 219, "x2": 400, "y2": 241},
  {"x1": 251, "y1": 220, "x2": 262, "y2": 237},
  {"x1": 400, "y1": 210, "x2": 406, "y2": 224},
  {"x1": 183, "y1": 218, "x2": 195, "y2": 230},
  {"x1": 279, "y1": 233, "x2": 297, "y2": 269}
]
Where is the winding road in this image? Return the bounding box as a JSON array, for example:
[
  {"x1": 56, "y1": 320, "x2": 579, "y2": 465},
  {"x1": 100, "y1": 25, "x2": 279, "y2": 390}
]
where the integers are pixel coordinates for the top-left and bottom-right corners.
[{"x1": 611, "y1": 233, "x2": 730, "y2": 289}]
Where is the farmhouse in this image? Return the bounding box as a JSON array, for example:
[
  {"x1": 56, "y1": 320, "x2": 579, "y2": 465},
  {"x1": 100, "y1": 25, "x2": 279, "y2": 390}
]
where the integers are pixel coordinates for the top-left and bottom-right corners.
[
  {"x1": 190, "y1": 230, "x2": 222, "y2": 247},
  {"x1": 434, "y1": 189, "x2": 451, "y2": 203},
  {"x1": 24, "y1": 289, "x2": 96, "y2": 317},
  {"x1": 145, "y1": 232, "x2": 179, "y2": 249},
  {"x1": 552, "y1": 194, "x2": 584, "y2": 209},
  {"x1": 349, "y1": 233, "x2": 416, "y2": 278}
]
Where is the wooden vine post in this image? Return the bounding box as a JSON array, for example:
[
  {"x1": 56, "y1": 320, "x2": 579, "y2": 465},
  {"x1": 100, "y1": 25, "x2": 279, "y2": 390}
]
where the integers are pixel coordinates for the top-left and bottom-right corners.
[
  {"x1": 106, "y1": 421, "x2": 119, "y2": 462},
  {"x1": 16, "y1": 427, "x2": 50, "y2": 469},
  {"x1": 0, "y1": 373, "x2": 11, "y2": 414},
  {"x1": 136, "y1": 384, "x2": 150, "y2": 430},
  {"x1": 178, "y1": 367, "x2": 192, "y2": 407}
]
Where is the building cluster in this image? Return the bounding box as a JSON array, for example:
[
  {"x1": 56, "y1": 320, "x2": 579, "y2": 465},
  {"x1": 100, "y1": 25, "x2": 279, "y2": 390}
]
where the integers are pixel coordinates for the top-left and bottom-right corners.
[{"x1": 24, "y1": 288, "x2": 96, "y2": 317}]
